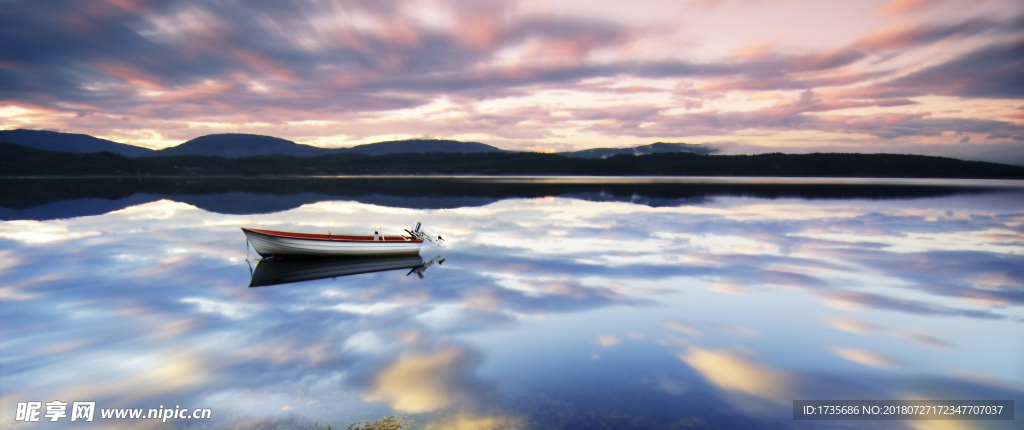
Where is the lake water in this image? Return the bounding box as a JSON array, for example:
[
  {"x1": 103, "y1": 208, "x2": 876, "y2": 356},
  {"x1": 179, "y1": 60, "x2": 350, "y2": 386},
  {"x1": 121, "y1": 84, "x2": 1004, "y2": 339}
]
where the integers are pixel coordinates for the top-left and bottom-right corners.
[{"x1": 1, "y1": 177, "x2": 1022, "y2": 429}]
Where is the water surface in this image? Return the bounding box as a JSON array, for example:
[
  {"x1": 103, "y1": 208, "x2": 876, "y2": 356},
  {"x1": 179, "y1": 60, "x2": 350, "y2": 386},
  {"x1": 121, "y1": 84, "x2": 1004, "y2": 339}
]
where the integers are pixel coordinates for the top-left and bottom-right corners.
[{"x1": 1, "y1": 177, "x2": 1022, "y2": 429}]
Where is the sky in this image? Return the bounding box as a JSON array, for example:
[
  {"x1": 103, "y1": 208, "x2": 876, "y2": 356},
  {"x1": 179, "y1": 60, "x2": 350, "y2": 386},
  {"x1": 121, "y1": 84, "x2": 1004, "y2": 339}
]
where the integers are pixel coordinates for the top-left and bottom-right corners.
[{"x1": 0, "y1": 0, "x2": 1022, "y2": 162}]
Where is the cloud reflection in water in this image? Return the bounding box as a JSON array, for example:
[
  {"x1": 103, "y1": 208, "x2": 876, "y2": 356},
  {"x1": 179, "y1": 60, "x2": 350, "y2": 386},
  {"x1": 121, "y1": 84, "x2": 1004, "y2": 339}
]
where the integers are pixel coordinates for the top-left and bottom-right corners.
[{"x1": 0, "y1": 182, "x2": 1022, "y2": 428}]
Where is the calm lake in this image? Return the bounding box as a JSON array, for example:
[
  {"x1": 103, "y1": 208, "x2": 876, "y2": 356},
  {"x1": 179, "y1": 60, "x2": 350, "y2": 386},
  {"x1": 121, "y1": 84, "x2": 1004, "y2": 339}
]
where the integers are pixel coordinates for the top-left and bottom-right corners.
[{"x1": 1, "y1": 177, "x2": 1022, "y2": 429}]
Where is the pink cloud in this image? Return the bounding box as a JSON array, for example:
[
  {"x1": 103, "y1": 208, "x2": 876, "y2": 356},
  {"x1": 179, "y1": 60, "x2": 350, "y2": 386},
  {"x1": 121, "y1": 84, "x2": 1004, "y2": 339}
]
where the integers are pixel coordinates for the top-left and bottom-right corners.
[
  {"x1": 0, "y1": 0, "x2": 1020, "y2": 161},
  {"x1": 876, "y1": 0, "x2": 929, "y2": 15},
  {"x1": 688, "y1": 0, "x2": 727, "y2": 10}
]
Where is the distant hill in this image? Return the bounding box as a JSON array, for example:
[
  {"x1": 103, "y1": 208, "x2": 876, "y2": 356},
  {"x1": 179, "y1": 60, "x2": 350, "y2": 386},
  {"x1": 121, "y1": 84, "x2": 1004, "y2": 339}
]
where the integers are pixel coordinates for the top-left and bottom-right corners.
[
  {"x1": 0, "y1": 129, "x2": 715, "y2": 159},
  {"x1": 560, "y1": 142, "x2": 716, "y2": 158},
  {"x1": 0, "y1": 129, "x2": 155, "y2": 157},
  {"x1": 151, "y1": 134, "x2": 502, "y2": 157},
  {"x1": 345, "y1": 139, "x2": 502, "y2": 155},
  {"x1": 153, "y1": 134, "x2": 331, "y2": 157},
  {"x1": 0, "y1": 130, "x2": 504, "y2": 158}
]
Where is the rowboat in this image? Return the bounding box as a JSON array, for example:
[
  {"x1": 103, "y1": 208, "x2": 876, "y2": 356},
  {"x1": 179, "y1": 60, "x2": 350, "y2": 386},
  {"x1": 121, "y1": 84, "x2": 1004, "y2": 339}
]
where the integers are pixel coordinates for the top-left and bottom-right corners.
[
  {"x1": 241, "y1": 222, "x2": 441, "y2": 257},
  {"x1": 248, "y1": 254, "x2": 445, "y2": 287}
]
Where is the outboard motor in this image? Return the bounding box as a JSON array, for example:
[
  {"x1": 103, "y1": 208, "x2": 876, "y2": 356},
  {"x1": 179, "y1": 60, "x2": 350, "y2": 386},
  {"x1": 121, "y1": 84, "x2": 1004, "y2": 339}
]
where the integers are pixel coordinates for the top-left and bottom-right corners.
[{"x1": 405, "y1": 222, "x2": 443, "y2": 245}]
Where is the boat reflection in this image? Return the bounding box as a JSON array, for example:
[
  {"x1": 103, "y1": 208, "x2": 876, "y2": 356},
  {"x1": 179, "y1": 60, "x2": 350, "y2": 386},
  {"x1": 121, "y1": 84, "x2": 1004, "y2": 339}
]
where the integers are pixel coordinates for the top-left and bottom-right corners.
[{"x1": 248, "y1": 254, "x2": 446, "y2": 287}]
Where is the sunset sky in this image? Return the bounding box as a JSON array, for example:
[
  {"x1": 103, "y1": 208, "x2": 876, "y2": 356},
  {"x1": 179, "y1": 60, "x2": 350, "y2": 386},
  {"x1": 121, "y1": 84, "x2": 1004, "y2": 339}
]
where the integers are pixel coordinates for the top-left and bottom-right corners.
[{"x1": 1, "y1": 0, "x2": 1022, "y2": 162}]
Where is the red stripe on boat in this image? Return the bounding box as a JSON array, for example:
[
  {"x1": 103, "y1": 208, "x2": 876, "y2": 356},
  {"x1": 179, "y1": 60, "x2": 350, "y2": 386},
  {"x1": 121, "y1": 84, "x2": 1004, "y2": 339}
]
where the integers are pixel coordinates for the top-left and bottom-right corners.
[{"x1": 242, "y1": 228, "x2": 422, "y2": 242}]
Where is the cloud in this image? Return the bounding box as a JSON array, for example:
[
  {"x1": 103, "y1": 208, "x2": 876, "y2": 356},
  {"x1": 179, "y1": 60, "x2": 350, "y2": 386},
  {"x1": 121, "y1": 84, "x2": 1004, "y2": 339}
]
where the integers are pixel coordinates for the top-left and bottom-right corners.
[
  {"x1": 0, "y1": 0, "x2": 1021, "y2": 159},
  {"x1": 420, "y1": 414, "x2": 522, "y2": 430},
  {"x1": 895, "y1": 332, "x2": 956, "y2": 349},
  {"x1": 818, "y1": 290, "x2": 1005, "y2": 320},
  {"x1": 361, "y1": 346, "x2": 486, "y2": 413},
  {"x1": 825, "y1": 317, "x2": 956, "y2": 349},
  {"x1": 884, "y1": 42, "x2": 1024, "y2": 99},
  {"x1": 853, "y1": 17, "x2": 1006, "y2": 52},
  {"x1": 596, "y1": 334, "x2": 620, "y2": 347},
  {"x1": 688, "y1": 0, "x2": 727, "y2": 10},
  {"x1": 710, "y1": 324, "x2": 758, "y2": 337},
  {"x1": 826, "y1": 317, "x2": 879, "y2": 334},
  {"x1": 662, "y1": 320, "x2": 700, "y2": 335},
  {"x1": 680, "y1": 348, "x2": 791, "y2": 403},
  {"x1": 707, "y1": 281, "x2": 747, "y2": 295},
  {"x1": 876, "y1": 0, "x2": 930, "y2": 15},
  {"x1": 4, "y1": 182, "x2": 1022, "y2": 427},
  {"x1": 594, "y1": 108, "x2": 1024, "y2": 142},
  {"x1": 831, "y1": 348, "x2": 898, "y2": 369}
]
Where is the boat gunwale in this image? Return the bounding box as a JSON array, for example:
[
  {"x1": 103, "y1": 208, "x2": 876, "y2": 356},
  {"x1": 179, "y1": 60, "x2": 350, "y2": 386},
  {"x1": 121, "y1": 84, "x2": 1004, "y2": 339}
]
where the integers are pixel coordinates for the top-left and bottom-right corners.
[{"x1": 242, "y1": 227, "x2": 423, "y2": 243}]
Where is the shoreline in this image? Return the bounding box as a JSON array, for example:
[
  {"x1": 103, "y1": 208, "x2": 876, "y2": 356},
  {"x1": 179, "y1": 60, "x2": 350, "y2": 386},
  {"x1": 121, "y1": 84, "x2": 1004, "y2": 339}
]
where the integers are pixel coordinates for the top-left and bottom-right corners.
[{"x1": 2, "y1": 174, "x2": 1024, "y2": 187}]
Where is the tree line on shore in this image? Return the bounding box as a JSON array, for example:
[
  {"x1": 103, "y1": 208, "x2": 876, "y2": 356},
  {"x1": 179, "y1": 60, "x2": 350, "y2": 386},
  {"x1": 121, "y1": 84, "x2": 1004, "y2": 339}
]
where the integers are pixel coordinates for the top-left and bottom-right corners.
[{"x1": 2, "y1": 142, "x2": 1023, "y2": 179}]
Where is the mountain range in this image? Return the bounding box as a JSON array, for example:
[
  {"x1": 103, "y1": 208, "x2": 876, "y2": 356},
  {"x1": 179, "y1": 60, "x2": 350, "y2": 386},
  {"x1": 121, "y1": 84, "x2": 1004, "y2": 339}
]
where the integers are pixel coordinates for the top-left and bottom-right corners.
[
  {"x1": 0, "y1": 129, "x2": 711, "y2": 158},
  {"x1": 0, "y1": 129, "x2": 156, "y2": 157},
  {"x1": 560, "y1": 142, "x2": 717, "y2": 157}
]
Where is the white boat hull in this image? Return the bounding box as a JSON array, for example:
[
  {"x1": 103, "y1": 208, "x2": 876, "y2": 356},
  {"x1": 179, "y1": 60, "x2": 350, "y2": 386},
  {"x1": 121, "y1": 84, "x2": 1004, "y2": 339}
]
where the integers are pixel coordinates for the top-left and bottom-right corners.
[{"x1": 242, "y1": 228, "x2": 422, "y2": 257}]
